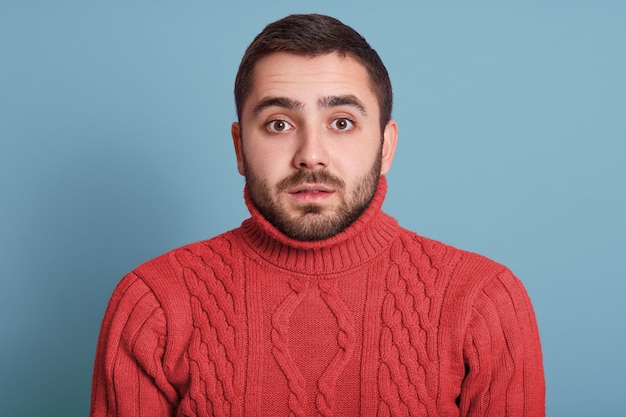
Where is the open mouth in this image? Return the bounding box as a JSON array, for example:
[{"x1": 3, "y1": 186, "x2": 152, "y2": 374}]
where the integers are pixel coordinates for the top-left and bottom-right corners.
[
  {"x1": 288, "y1": 184, "x2": 334, "y2": 200},
  {"x1": 289, "y1": 184, "x2": 333, "y2": 194}
]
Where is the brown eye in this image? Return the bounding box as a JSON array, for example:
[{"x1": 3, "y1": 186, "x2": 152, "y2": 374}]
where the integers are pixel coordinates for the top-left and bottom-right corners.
[
  {"x1": 332, "y1": 118, "x2": 354, "y2": 131},
  {"x1": 267, "y1": 120, "x2": 293, "y2": 133}
]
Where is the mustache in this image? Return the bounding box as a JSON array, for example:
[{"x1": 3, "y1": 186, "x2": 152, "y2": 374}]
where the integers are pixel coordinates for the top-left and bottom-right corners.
[{"x1": 276, "y1": 170, "x2": 345, "y2": 192}]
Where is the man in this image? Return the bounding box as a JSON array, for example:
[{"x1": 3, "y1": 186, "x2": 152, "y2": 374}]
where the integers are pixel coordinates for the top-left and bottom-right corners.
[{"x1": 91, "y1": 14, "x2": 545, "y2": 417}]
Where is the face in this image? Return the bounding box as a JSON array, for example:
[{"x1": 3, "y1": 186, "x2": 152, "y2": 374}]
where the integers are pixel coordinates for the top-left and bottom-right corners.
[{"x1": 232, "y1": 52, "x2": 397, "y2": 241}]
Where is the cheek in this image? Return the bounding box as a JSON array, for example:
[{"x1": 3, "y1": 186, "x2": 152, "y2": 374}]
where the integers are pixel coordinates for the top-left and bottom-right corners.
[
  {"x1": 337, "y1": 143, "x2": 380, "y2": 171},
  {"x1": 243, "y1": 146, "x2": 286, "y2": 181}
]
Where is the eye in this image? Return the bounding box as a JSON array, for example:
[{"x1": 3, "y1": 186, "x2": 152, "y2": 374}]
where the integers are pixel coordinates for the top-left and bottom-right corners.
[
  {"x1": 266, "y1": 119, "x2": 294, "y2": 133},
  {"x1": 331, "y1": 118, "x2": 354, "y2": 131}
]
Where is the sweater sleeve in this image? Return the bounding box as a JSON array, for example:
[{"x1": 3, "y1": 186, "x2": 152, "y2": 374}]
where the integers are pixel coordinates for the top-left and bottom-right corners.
[
  {"x1": 90, "y1": 272, "x2": 178, "y2": 417},
  {"x1": 459, "y1": 269, "x2": 545, "y2": 417}
]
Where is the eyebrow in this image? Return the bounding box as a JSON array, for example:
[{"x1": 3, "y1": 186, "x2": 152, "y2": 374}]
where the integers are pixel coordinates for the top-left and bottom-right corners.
[
  {"x1": 319, "y1": 95, "x2": 367, "y2": 116},
  {"x1": 252, "y1": 94, "x2": 368, "y2": 116},
  {"x1": 252, "y1": 97, "x2": 303, "y2": 115}
]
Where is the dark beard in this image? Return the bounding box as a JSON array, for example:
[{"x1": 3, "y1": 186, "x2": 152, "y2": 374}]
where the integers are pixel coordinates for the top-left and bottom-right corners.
[{"x1": 244, "y1": 152, "x2": 382, "y2": 241}]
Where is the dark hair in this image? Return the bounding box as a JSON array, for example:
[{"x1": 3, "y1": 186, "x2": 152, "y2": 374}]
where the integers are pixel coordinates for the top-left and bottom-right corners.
[{"x1": 234, "y1": 14, "x2": 393, "y2": 131}]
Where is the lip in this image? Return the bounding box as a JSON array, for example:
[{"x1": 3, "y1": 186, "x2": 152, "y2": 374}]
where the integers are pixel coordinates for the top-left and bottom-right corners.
[
  {"x1": 289, "y1": 183, "x2": 334, "y2": 194},
  {"x1": 288, "y1": 183, "x2": 335, "y2": 202}
]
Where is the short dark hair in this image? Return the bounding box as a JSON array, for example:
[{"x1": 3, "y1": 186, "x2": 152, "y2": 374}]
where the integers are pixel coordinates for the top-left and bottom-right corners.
[{"x1": 234, "y1": 14, "x2": 393, "y2": 132}]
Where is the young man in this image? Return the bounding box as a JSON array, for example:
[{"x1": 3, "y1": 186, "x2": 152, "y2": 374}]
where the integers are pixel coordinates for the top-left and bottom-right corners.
[{"x1": 91, "y1": 14, "x2": 545, "y2": 417}]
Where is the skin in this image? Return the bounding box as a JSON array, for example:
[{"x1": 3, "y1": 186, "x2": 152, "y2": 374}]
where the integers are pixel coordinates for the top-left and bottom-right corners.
[{"x1": 231, "y1": 52, "x2": 398, "y2": 241}]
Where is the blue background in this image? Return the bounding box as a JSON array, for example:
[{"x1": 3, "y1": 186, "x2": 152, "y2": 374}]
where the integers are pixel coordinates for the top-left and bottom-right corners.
[{"x1": 1, "y1": 1, "x2": 624, "y2": 416}]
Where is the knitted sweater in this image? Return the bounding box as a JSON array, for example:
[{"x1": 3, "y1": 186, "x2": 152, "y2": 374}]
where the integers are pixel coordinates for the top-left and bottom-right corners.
[{"x1": 90, "y1": 177, "x2": 545, "y2": 417}]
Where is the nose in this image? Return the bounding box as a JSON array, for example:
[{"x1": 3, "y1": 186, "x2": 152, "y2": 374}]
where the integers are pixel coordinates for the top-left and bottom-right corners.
[{"x1": 292, "y1": 127, "x2": 329, "y2": 170}]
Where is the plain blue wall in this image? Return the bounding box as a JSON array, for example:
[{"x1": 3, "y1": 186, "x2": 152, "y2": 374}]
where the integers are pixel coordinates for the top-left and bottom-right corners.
[{"x1": 1, "y1": 1, "x2": 624, "y2": 416}]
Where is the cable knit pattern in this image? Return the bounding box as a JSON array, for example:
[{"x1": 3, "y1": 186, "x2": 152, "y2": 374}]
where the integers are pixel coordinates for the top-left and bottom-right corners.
[
  {"x1": 271, "y1": 278, "x2": 311, "y2": 417},
  {"x1": 91, "y1": 177, "x2": 545, "y2": 417},
  {"x1": 316, "y1": 279, "x2": 356, "y2": 417},
  {"x1": 174, "y1": 239, "x2": 245, "y2": 417},
  {"x1": 378, "y1": 235, "x2": 462, "y2": 416}
]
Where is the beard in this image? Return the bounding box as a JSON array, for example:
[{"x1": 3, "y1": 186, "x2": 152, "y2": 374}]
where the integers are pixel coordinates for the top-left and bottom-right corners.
[{"x1": 244, "y1": 151, "x2": 382, "y2": 241}]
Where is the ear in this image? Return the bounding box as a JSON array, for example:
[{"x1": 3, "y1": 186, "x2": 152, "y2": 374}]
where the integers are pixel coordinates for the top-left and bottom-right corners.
[
  {"x1": 380, "y1": 119, "x2": 398, "y2": 176},
  {"x1": 231, "y1": 122, "x2": 245, "y2": 175}
]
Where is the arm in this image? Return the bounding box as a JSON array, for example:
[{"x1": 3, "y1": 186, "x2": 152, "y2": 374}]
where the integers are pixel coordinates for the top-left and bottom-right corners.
[
  {"x1": 90, "y1": 273, "x2": 178, "y2": 417},
  {"x1": 459, "y1": 269, "x2": 545, "y2": 417}
]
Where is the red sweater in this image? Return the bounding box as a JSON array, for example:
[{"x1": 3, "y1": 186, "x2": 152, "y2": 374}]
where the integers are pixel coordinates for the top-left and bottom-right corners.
[{"x1": 91, "y1": 177, "x2": 545, "y2": 416}]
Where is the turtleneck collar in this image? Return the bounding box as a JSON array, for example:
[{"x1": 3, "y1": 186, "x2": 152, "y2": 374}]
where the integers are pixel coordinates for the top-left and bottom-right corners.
[{"x1": 237, "y1": 176, "x2": 399, "y2": 275}]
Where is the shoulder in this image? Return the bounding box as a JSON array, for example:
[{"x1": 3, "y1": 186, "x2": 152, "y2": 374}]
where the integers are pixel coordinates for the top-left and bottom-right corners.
[
  {"x1": 100, "y1": 229, "x2": 247, "y2": 359},
  {"x1": 393, "y1": 229, "x2": 537, "y2": 334},
  {"x1": 121, "y1": 228, "x2": 245, "y2": 310},
  {"x1": 134, "y1": 229, "x2": 242, "y2": 280},
  {"x1": 394, "y1": 228, "x2": 507, "y2": 275},
  {"x1": 392, "y1": 227, "x2": 522, "y2": 298}
]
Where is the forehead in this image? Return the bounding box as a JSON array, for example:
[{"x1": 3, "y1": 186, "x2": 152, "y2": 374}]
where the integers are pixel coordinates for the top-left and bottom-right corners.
[{"x1": 245, "y1": 52, "x2": 377, "y2": 110}]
